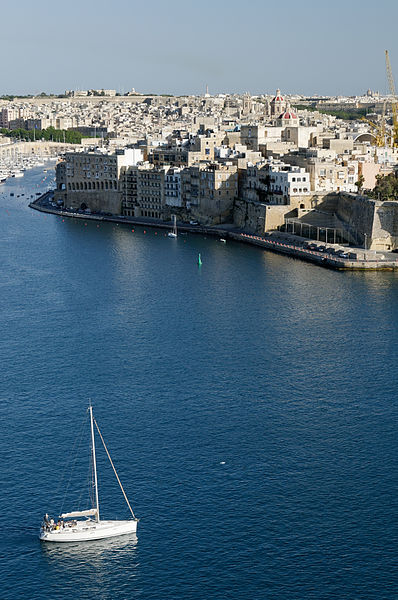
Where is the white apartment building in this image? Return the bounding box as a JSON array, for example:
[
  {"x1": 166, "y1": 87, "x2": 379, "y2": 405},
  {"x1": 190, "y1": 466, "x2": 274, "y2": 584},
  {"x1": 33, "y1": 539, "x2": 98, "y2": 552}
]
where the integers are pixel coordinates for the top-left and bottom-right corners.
[
  {"x1": 165, "y1": 168, "x2": 182, "y2": 207},
  {"x1": 268, "y1": 162, "x2": 311, "y2": 204}
]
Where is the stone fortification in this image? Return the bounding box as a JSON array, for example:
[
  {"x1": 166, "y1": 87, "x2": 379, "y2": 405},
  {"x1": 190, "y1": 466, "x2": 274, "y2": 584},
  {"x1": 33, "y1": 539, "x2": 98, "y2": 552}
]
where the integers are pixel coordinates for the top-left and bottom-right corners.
[
  {"x1": 234, "y1": 194, "x2": 317, "y2": 234},
  {"x1": 333, "y1": 193, "x2": 375, "y2": 247},
  {"x1": 370, "y1": 200, "x2": 398, "y2": 251},
  {"x1": 298, "y1": 192, "x2": 398, "y2": 252}
]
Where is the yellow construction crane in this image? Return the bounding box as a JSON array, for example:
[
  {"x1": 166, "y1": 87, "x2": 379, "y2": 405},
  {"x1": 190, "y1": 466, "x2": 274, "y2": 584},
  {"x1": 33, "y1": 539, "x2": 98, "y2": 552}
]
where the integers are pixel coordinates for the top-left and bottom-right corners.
[
  {"x1": 361, "y1": 105, "x2": 387, "y2": 147},
  {"x1": 385, "y1": 50, "x2": 398, "y2": 147}
]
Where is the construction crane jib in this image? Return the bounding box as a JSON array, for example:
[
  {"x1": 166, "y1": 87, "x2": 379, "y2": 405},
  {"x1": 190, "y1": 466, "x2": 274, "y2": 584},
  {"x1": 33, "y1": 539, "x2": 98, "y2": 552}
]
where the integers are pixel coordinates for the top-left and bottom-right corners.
[{"x1": 385, "y1": 50, "x2": 398, "y2": 147}]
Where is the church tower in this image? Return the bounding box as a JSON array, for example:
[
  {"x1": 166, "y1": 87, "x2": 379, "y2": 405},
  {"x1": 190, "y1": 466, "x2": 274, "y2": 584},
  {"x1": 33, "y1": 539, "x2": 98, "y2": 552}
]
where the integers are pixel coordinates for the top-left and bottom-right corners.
[{"x1": 270, "y1": 89, "x2": 286, "y2": 117}]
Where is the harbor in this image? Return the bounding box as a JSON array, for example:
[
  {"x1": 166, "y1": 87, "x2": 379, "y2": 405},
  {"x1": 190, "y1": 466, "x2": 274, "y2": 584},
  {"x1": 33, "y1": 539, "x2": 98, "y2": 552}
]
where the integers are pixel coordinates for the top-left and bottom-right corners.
[
  {"x1": 2, "y1": 164, "x2": 398, "y2": 600},
  {"x1": 29, "y1": 191, "x2": 398, "y2": 271},
  {"x1": 0, "y1": 140, "x2": 76, "y2": 184}
]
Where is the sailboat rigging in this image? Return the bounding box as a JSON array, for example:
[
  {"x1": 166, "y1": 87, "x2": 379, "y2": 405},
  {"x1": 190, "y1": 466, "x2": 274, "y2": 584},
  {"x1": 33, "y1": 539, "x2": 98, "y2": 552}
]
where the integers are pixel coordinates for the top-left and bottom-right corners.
[
  {"x1": 39, "y1": 405, "x2": 138, "y2": 542},
  {"x1": 168, "y1": 214, "x2": 177, "y2": 238}
]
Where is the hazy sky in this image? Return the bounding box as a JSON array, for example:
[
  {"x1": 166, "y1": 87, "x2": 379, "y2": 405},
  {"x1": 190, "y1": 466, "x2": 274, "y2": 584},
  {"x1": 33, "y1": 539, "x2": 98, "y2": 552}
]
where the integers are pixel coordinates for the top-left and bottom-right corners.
[{"x1": 1, "y1": 0, "x2": 398, "y2": 96}]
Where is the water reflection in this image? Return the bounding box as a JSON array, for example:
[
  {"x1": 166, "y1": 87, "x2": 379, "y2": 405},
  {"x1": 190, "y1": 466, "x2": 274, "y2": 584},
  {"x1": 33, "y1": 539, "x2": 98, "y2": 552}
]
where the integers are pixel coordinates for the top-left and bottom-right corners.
[
  {"x1": 38, "y1": 534, "x2": 140, "y2": 599},
  {"x1": 41, "y1": 532, "x2": 138, "y2": 565}
]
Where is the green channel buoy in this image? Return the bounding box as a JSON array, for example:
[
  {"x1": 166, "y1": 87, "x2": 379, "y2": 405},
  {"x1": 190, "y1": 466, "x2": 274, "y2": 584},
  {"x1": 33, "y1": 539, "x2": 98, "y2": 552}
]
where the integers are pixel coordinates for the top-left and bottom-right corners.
[{"x1": 198, "y1": 253, "x2": 202, "y2": 266}]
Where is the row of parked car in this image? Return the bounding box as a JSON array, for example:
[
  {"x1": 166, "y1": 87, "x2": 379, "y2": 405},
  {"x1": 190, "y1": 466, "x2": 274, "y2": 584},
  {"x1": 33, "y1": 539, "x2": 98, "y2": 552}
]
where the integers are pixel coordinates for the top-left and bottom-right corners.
[{"x1": 302, "y1": 242, "x2": 349, "y2": 259}]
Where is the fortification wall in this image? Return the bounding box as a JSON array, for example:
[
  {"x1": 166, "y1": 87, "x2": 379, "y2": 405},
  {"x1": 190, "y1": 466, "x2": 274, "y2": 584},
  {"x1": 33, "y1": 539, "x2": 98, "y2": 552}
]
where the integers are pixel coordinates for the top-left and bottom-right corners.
[
  {"x1": 371, "y1": 201, "x2": 398, "y2": 251},
  {"x1": 327, "y1": 193, "x2": 398, "y2": 251},
  {"x1": 64, "y1": 191, "x2": 121, "y2": 215}
]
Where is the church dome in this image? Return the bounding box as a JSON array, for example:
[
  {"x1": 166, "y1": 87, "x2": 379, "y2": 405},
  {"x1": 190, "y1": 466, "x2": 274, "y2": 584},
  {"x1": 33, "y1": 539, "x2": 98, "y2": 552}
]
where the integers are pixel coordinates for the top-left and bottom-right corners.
[{"x1": 279, "y1": 110, "x2": 297, "y2": 119}]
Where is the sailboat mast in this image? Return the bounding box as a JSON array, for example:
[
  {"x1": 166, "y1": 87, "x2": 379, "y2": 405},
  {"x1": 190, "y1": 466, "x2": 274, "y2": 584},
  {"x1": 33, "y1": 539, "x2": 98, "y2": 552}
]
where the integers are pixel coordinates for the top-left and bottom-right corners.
[{"x1": 89, "y1": 404, "x2": 100, "y2": 522}]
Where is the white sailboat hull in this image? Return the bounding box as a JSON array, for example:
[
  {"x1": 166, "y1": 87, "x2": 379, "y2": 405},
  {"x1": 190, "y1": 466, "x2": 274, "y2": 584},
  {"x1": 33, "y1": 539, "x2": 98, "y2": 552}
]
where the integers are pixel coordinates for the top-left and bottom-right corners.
[{"x1": 39, "y1": 519, "x2": 138, "y2": 543}]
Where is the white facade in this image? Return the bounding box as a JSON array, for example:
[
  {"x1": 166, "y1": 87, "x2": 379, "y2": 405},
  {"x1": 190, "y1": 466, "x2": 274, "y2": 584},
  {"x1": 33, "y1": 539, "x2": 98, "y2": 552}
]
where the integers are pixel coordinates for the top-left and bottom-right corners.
[
  {"x1": 269, "y1": 163, "x2": 311, "y2": 197},
  {"x1": 165, "y1": 168, "x2": 182, "y2": 207},
  {"x1": 116, "y1": 148, "x2": 144, "y2": 171}
]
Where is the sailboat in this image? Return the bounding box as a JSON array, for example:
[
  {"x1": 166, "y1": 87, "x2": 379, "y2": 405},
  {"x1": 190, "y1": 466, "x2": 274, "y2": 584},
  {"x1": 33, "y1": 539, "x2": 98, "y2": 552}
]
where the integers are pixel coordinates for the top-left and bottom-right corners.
[
  {"x1": 39, "y1": 405, "x2": 138, "y2": 542},
  {"x1": 168, "y1": 214, "x2": 177, "y2": 238}
]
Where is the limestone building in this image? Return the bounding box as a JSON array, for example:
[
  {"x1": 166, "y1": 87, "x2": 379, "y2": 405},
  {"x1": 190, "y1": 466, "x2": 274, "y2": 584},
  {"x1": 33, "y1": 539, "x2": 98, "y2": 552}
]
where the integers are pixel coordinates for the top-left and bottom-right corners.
[{"x1": 55, "y1": 147, "x2": 143, "y2": 214}]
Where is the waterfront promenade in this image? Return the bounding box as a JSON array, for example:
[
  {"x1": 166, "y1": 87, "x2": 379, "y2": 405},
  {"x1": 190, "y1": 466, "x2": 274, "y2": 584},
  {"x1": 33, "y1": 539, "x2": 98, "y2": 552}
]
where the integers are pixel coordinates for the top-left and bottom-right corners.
[{"x1": 29, "y1": 192, "x2": 398, "y2": 271}]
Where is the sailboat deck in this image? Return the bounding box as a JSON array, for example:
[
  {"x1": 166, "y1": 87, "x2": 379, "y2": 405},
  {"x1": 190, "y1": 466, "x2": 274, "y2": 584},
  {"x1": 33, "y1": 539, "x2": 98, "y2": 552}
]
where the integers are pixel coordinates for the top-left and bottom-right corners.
[{"x1": 40, "y1": 519, "x2": 137, "y2": 542}]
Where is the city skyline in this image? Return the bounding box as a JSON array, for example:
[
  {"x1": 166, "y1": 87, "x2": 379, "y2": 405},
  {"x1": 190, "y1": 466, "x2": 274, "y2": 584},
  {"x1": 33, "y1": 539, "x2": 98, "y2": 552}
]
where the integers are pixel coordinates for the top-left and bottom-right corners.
[{"x1": 1, "y1": 0, "x2": 398, "y2": 97}]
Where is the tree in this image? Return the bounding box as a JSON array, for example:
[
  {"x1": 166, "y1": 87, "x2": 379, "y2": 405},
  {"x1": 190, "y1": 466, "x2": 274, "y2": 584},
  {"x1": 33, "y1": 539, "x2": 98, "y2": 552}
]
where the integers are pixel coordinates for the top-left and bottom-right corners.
[
  {"x1": 355, "y1": 174, "x2": 365, "y2": 192},
  {"x1": 368, "y1": 172, "x2": 398, "y2": 201}
]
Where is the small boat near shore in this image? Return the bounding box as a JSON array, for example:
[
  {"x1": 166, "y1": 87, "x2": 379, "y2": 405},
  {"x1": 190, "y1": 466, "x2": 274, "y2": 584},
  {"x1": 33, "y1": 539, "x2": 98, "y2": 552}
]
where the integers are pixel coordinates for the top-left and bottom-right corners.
[{"x1": 39, "y1": 404, "x2": 138, "y2": 543}]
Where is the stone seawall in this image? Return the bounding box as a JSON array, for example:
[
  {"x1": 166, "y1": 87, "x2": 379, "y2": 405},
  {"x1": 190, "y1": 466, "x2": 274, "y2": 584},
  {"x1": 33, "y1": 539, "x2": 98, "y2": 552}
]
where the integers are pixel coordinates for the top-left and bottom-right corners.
[
  {"x1": 30, "y1": 193, "x2": 398, "y2": 272},
  {"x1": 229, "y1": 232, "x2": 398, "y2": 271}
]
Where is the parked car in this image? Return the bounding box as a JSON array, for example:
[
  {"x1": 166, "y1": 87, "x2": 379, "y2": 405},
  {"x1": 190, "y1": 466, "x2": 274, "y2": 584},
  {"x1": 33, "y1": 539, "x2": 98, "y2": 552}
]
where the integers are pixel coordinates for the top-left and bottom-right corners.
[{"x1": 336, "y1": 250, "x2": 349, "y2": 258}]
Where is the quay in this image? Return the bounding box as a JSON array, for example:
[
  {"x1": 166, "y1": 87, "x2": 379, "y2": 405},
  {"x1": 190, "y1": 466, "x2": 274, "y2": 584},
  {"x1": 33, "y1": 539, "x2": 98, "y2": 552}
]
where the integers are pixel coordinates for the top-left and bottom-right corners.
[
  {"x1": 29, "y1": 193, "x2": 398, "y2": 271},
  {"x1": 229, "y1": 232, "x2": 398, "y2": 271}
]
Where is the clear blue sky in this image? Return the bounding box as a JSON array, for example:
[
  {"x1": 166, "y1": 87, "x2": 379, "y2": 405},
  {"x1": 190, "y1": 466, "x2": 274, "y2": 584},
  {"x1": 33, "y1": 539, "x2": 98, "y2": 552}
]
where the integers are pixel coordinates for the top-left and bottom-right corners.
[{"x1": 1, "y1": 0, "x2": 398, "y2": 96}]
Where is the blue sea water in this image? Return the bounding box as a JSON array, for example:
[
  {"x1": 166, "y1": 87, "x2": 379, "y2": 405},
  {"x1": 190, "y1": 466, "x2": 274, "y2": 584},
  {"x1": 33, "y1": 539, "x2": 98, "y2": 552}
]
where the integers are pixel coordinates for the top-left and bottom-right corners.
[{"x1": 1, "y1": 167, "x2": 398, "y2": 599}]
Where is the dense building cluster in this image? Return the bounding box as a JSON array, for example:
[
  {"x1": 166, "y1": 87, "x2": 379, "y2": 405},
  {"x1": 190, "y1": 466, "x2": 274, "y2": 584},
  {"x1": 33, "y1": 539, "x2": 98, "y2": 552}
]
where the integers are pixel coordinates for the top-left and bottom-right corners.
[{"x1": 2, "y1": 88, "x2": 398, "y2": 239}]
